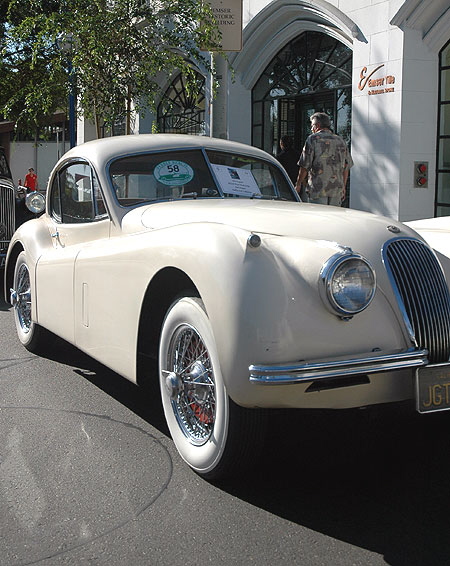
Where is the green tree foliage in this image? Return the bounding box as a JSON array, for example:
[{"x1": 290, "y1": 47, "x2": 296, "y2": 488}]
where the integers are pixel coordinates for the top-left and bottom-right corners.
[{"x1": 0, "y1": 0, "x2": 221, "y2": 137}]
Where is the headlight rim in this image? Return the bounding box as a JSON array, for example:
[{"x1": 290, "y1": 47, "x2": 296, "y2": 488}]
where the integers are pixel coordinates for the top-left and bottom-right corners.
[
  {"x1": 25, "y1": 191, "x2": 46, "y2": 214},
  {"x1": 320, "y1": 252, "x2": 376, "y2": 317}
]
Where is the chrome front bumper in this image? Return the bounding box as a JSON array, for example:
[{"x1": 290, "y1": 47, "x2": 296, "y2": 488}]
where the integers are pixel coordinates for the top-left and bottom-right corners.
[{"x1": 249, "y1": 349, "x2": 429, "y2": 385}]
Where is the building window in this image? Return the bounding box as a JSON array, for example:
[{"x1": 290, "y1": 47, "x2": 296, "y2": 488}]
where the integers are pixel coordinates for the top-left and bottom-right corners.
[
  {"x1": 157, "y1": 72, "x2": 206, "y2": 135},
  {"x1": 252, "y1": 31, "x2": 352, "y2": 156},
  {"x1": 10, "y1": 120, "x2": 69, "y2": 143},
  {"x1": 437, "y1": 40, "x2": 450, "y2": 217}
]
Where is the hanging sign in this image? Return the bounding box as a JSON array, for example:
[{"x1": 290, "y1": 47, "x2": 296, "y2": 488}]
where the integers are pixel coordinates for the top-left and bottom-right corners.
[{"x1": 207, "y1": 0, "x2": 243, "y2": 52}]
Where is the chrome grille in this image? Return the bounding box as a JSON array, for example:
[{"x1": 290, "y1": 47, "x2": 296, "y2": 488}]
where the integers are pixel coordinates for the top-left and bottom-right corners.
[
  {"x1": 384, "y1": 238, "x2": 450, "y2": 363},
  {"x1": 0, "y1": 181, "x2": 15, "y2": 253}
]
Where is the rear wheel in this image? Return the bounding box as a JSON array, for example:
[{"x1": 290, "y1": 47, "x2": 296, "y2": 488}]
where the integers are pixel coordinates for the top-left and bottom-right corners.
[
  {"x1": 159, "y1": 296, "x2": 265, "y2": 480},
  {"x1": 11, "y1": 252, "x2": 51, "y2": 353}
]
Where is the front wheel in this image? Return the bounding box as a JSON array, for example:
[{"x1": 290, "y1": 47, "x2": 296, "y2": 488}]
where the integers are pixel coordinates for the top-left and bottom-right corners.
[
  {"x1": 11, "y1": 251, "x2": 51, "y2": 354},
  {"x1": 159, "y1": 296, "x2": 265, "y2": 480}
]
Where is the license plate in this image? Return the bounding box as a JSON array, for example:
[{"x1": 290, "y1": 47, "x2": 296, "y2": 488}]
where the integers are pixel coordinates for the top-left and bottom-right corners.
[{"x1": 416, "y1": 363, "x2": 450, "y2": 413}]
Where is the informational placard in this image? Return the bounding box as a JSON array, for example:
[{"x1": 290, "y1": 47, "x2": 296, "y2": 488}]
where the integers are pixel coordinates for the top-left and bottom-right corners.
[
  {"x1": 154, "y1": 161, "x2": 194, "y2": 186},
  {"x1": 211, "y1": 164, "x2": 261, "y2": 196},
  {"x1": 207, "y1": 0, "x2": 242, "y2": 52}
]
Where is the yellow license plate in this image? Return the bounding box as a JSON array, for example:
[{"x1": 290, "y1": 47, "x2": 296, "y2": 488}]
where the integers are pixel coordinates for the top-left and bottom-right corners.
[{"x1": 416, "y1": 364, "x2": 450, "y2": 413}]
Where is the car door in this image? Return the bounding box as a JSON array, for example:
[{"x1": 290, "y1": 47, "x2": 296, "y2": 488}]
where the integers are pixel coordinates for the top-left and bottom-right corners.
[{"x1": 36, "y1": 161, "x2": 110, "y2": 343}]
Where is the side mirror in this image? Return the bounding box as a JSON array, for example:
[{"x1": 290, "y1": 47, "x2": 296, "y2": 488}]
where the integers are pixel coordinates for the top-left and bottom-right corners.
[{"x1": 25, "y1": 191, "x2": 46, "y2": 214}]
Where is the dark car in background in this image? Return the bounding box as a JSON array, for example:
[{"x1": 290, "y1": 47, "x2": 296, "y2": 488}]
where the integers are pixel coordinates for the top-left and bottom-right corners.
[{"x1": 0, "y1": 147, "x2": 45, "y2": 268}]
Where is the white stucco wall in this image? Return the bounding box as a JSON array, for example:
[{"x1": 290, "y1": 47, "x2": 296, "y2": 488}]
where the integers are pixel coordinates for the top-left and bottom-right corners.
[
  {"x1": 398, "y1": 28, "x2": 438, "y2": 221},
  {"x1": 346, "y1": 1, "x2": 438, "y2": 220},
  {"x1": 347, "y1": 1, "x2": 406, "y2": 218},
  {"x1": 9, "y1": 141, "x2": 69, "y2": 191}
]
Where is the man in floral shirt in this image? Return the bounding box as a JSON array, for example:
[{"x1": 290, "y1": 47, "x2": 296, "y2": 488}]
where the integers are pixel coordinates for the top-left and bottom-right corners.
[{"x1": 295, "y1": 112, "x2": 353, "y2": 206}]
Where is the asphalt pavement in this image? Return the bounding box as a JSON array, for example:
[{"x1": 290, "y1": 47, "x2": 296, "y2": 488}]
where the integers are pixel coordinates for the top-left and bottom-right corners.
[{"x1": 1, "y1": 276, "x2": 450, "y2": 565}]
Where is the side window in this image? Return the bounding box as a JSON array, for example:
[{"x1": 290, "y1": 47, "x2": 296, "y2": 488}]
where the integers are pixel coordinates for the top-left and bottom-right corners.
[
  {"x1": 60, "y1": 163, "x2": 94, "y2": 223},
  {"x1": 50, "y1": 162, "x2": 107, "y2": 224}
]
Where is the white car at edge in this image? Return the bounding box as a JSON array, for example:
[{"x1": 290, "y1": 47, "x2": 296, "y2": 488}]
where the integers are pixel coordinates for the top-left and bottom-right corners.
[{"x1": 4, "y1": 134, "x2": 450, "y2": 479}]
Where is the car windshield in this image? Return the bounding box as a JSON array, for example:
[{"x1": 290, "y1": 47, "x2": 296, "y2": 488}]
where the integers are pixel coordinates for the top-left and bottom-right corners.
[
  {"x1": 0, "y1": 148, "x2": 12, "y2": 180},
  {"x1": 109, "y1": 148, "x2": 297, "y2": 207}
]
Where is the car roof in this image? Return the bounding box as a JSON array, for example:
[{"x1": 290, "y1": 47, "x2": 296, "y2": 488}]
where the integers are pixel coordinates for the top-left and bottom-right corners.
[{"x1": 60, "y1": 134, "x2": 278, "y2": 167}]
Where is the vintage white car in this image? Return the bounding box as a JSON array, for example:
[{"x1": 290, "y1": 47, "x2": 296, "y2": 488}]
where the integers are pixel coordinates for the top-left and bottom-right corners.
[{"x1": 4, "y1": 134, "x2": 450, "y2": 479}]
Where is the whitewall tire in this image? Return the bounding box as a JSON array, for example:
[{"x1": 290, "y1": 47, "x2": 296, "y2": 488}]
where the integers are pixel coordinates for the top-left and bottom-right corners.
[
  {"x1": 11, "y1": 251, "x2": 50, "y2": 353},
  {"x1": 159, "y1": 296, "x2": 265, "y2": 480}
]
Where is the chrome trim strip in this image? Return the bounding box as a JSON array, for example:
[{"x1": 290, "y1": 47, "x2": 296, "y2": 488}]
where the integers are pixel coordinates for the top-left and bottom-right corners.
[{"x1": 249, "y1": 349, "x2": 428, "y2": 385}]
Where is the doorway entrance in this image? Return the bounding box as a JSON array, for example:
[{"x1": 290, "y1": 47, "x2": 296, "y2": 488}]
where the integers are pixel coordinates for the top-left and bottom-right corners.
[
  {"x1": 252, "y1": 31, "x2": 352, "y2": 156},
  {"x1": 278, "y1": 93, "x2": 336, "y2": 154}
]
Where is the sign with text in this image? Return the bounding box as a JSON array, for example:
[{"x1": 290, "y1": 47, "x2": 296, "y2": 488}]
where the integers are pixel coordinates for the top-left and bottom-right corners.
[
  {"x1": 358, "y1": 64, "x2": 396, "y2": 96},
  {"x1": 207, "y1": 0, "x2": 242, "y2": 52},
  {"x1": 211, "y1": 164, "x2": 260, "y2": 196}
]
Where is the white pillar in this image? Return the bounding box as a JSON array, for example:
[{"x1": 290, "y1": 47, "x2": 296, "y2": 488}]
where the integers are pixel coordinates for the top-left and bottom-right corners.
[
  {"x1": 77, "y1": 115, "x2": 97, "y2": 144},
  {"x1": 212, "y1": 54, "x2": 228, "y2": 139}
]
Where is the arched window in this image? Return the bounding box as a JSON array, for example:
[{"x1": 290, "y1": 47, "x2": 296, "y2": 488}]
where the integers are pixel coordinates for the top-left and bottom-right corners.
[
  {"x1": 436, "y1": 39, "x2": 450, "y2": 217},
  {"x1": 157, "y1": 72, "x2": 206, "y2": 135},
  {"x1": 252, "y1": 31, "x2": 352, "y2": 156}
]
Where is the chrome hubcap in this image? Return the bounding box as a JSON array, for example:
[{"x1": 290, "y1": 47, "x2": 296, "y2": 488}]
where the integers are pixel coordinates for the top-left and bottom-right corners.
[{"x1": 165, "y1": 371, "x2": 182, "y2": 400}]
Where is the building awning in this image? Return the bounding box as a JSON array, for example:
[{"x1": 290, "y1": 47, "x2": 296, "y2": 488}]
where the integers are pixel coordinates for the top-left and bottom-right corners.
[{"x1": 0, "y1": 121, "x2": 15, "y2": 134}]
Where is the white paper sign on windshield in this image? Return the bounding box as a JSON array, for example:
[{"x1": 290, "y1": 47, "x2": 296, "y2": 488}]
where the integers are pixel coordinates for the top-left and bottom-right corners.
[{"x1": 211, "y1": 164, "x2": 261, "y2": 197}]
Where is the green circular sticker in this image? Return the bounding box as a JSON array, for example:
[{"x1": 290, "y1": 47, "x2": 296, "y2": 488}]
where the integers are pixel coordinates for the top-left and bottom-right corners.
[{"x1": 154, "y1": 160, "x2": 194, "y2": 186}]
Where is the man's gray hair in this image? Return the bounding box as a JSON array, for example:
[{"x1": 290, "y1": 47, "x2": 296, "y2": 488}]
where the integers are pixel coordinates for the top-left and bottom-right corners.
[{"x1": 310, "y1": 112, "x2": 331, "y2": 129}]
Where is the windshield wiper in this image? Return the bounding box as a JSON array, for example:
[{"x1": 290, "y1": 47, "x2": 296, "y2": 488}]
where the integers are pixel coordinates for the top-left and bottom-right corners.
[{"x1": 250, "y1": 193, "x2": 284, "y2": 200}]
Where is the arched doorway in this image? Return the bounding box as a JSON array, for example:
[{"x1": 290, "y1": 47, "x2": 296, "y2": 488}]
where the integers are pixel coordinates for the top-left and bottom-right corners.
[
  {"x1": 252, "y1": 31, "x2": 352, "y2": 157},
  {"x1": 157, "y1": 71, "x2": 206, "y2": 135}
]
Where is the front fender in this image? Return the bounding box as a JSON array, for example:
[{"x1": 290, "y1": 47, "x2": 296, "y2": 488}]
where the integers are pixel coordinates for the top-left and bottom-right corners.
[
  {"x1": 4, "y1": 216, "x2": 50, "y2": 305},
  {"x1": 190, "y1": 233, "x2": 412, "y2": 406}
]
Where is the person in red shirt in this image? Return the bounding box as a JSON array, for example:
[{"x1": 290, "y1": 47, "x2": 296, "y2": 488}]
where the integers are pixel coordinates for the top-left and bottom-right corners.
[{"x1": 24, "y1": 167, "x2": 38, "y2": 191}]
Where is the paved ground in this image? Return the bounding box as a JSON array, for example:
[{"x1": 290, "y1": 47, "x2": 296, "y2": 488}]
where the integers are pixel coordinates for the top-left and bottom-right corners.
[{"x1": 1, "y1": 279, "x2": 450, "y2": 565}]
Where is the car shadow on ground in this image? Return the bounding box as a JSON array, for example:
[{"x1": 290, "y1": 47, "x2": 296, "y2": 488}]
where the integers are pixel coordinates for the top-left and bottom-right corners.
[
  {"x1": 1, "y1": 282, "x2": 448, "y2": 565},
  {"x1": 220, "y1": 404, "x2": 450, "y2": 565}
]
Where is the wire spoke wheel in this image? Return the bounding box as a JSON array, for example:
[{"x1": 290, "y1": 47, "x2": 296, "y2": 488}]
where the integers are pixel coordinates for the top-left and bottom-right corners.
[
  {"x1": 166, "y1": 325, "x2": 216, "y2": 445},
  {"x1": 14, "y1": 262, "x2": 32, "y2": 333},
  {"x1": 159, "y1": 296, "x2": 267, "y2": 479},
  {"x1": 11, "y1": 251, "x2": 52, "y2": 353}
]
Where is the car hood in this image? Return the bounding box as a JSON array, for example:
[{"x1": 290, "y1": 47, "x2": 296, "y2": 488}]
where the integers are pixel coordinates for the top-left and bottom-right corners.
[
  {"x1": 405, "y1": 217, "x2": 450, "y2": 258},
  {"x1": 126, "y1": 199, "x2": 416, "y2": 244}
]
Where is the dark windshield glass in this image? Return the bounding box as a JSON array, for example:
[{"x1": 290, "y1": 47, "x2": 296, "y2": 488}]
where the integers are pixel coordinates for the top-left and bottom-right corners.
[
  {"x1": 205, "y1": 150, "x2": 296, "y2": 201},
  {"x1": 110, "y1": 149, "x2": 217, "y2": 206},
  {"x1": 109, "y1": 147, "x2": 297, "y2": 207},
  {"x1": 0, "y1": 149, "x2": 12, "y2": 179}
]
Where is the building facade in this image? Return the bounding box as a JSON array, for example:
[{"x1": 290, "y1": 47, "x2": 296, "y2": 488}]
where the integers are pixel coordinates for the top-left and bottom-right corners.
[{"x1": 76, "y1": 0, "x2": 450, "y2": 221}]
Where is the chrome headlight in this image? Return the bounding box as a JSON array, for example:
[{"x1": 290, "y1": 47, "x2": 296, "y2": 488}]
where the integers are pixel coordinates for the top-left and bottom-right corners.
[
  {"x1": 320, "y1": 253, "x2": 376, "y2": 317},
  {"x1": 25, "y1": 191, "x2": 45, "y2": 214}
]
